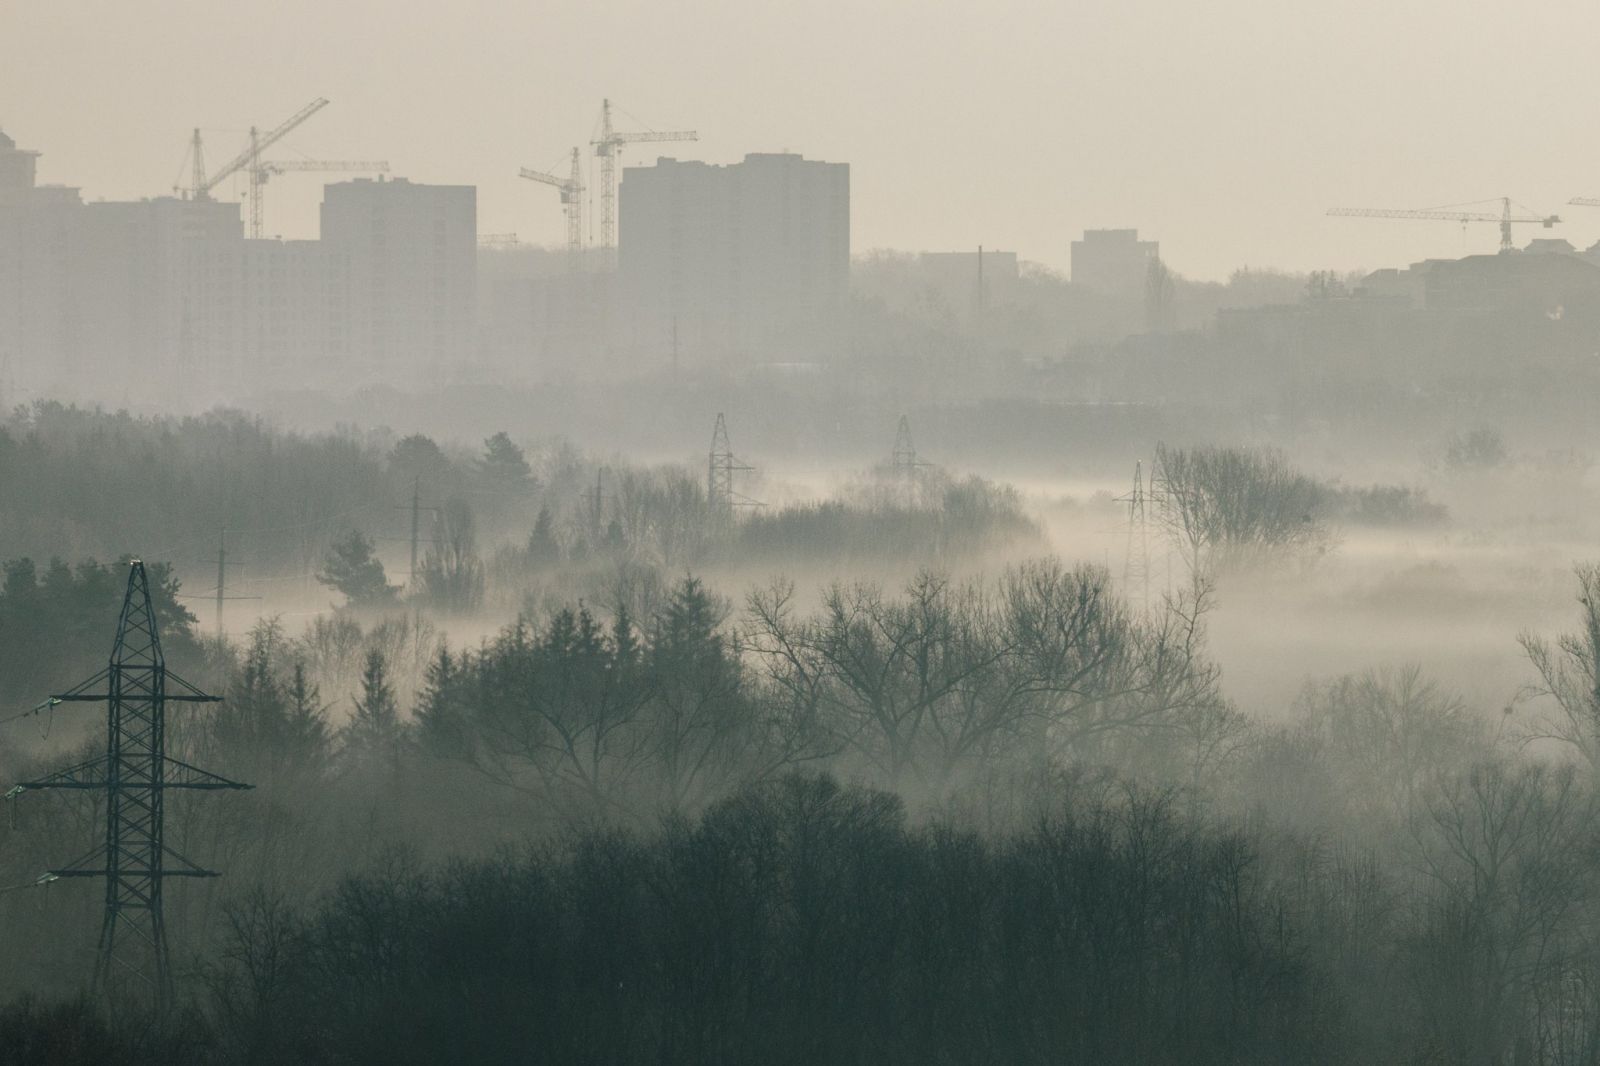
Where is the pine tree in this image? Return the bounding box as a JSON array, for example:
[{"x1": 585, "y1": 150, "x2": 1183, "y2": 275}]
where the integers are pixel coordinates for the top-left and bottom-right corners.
[
  {"x1": 343, "y1": 648, "x2": 403, "y2": 765},
  {"x1": 285, "y1": 661, "x2": 332, "y2": 777},
  {"x1": 480, "y1": 431, "x2": 531, "y2": 485},
  {"x1": 416, "y1": 646, "x2": 467, "y2": 758},
  {"x1": 389, "y1": 434, "x2": 450, "y2": 489},
  {"x1": 318, "y1": 530, "x2": 398, "y2": 608},
  {"x1": 648, "y1": 575, "x2": 744, "y2": 810},
  {"x1": 612, "y1": 603, "x2": 640, "y2": 668},
  {"x1": 218, "y1": 619, "x2": 290, "y2": 774},
  {"x1": 656, "y1": 576, "x2": 722, "y2": 663},
  {"x1": 527, "y1": 507, "x2": 560, "y2": 567}
]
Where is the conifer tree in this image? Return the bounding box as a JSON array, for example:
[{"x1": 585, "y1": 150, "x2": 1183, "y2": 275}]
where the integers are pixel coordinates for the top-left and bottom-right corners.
[
  {"x1": 344, "y1": 648, "x2": 404, "y2": 765},
  {"x1": 317, "y1": 530, "x2": 398, "y2": 608}
]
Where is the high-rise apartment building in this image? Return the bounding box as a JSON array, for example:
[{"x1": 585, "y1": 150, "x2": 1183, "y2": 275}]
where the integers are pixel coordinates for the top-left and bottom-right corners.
[
  {"x1": 74, "y1": 197, "x2": 246, "y2": 393},
  {"x1": 320, "y1": 177, "x2": 476, "y2": 383},
  {"x1": 0, "y1": 131, "x2": 41, "y2": 203},
  {"x1": 619, "y1": 152, "x2": 849, "y2": 366},
  {"x1": 1, "y1": 131, "x2": 486, "y2": 401},
  {"x1": 0, "y1": 131, "x2": 61, "y2": 397},
  {"x1": 1, "y1": 129, "x2": 257, "y2": 400}
]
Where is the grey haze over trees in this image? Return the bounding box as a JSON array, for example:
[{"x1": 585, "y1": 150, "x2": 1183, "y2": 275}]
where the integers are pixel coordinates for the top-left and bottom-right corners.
[
  {"x1": 8, "y1": 541, "x2": 1600, "y2": 1063},
  {"x1": 1445, "y1": 427, "x2": 1510, "y2": 471},
  {"x1": 0, "y1": 405, "x2": 1042, "y2": 626},
  {"x1": 10, "y1": 411, "x2": 1600, "y2": 1064}
]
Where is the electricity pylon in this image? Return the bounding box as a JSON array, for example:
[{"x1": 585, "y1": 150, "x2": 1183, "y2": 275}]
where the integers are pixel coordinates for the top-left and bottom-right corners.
[
  {"x1": 891, "y1": 415, "x2": 931, "y2": 480},
  {"x1": 11, "y1": 561, "x2": 250, "y2": 1011},
  {"x1": 707, "y1": 413, "x2": 755, "y2": 519},
  {"x1": 1117, "y1": 461, "x2": 1154, "y2": 612}
]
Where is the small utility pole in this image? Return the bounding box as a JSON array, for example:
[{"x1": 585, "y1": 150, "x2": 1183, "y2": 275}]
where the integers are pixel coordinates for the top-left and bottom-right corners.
[
  {"x1": 208, "y1": 529, "x2": 260, "y2": 637},
  {"x1": 409, "y1": 478, "x2": 420, "y2": 585},
  {"x1": 396, "y1": 480, "x2": 441, "y2": 590},
  {"x1": 977, "y1": 244, "x2": 985, "y2": 319},
  {"x1": 214, "y1": 529, "x2": 226, "y2": 637},
  {"x1": 581, "y1": 467, "x2": 609, "y2": 537}
]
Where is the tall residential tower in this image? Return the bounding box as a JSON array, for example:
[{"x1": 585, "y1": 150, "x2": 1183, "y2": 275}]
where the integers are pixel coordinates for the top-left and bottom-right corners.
[{"x1": 619, "y1": 152, "x2": 849, "y2": 367}]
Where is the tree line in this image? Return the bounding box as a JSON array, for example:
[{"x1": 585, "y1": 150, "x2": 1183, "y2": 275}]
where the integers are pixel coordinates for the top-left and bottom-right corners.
[{"x1": 1, "y1": 403, "x2": 1041, "y2": 623}]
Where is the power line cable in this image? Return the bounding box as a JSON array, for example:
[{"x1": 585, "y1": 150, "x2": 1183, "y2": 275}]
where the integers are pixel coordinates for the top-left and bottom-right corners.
[{"x1": 0, "y1": 698, "x2": 61, "y2": 730}]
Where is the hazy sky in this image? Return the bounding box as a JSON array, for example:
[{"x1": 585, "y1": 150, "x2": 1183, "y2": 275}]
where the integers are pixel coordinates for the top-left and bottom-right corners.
[{"x1": 6, "y1": 0, "x2": 1599, "y2": 281}]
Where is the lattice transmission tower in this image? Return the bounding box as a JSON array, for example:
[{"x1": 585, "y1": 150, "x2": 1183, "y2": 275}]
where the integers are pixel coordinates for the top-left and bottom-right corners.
[
  {"x1": 10, "y1": 560, "x2": 250, "y2": 1011},
  {"x1": 591, "y1": 99, "x2": 697, "y2": 258},
  {"x1": 707, "y1": 413, "x2": 755, "y2": 519},
  {"x1": 891, "y1": 415, "x2": 932, "y2": 479},
  {"x1": 1117, "y1": 460, "x2": 1156, "y2": 612}
]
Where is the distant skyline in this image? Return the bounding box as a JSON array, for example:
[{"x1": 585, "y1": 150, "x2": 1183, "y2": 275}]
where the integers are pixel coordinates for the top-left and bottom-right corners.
[{"x1": 8, "y1": 0, "x2": 1600, "y2": 281}]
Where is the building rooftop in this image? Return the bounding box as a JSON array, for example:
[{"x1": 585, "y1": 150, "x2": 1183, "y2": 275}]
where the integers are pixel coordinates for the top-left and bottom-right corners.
[
  {"x1": 1524, "y1": 238, "x2": 1577, "y2": 255},
  {"x1": 639, "y1": 152, "x2": 838, "y2": 170},
  {"x1": 0, "y1": 130, "x2": 39, "y2": 157}
]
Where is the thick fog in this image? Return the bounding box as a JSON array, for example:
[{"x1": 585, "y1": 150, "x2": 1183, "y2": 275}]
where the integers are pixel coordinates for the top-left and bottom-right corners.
[{"x1": 11, "y1": 4, "x2": 1600, "y2": 1063}]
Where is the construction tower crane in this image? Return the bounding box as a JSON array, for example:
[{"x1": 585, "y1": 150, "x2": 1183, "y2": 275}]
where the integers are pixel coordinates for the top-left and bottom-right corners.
[
  {"x1": 191, "y1": 98, "x2": 331, "y2": 238},
  {"x1": 592, "y1": 98, "x2": 696, "y2": 253},
  {"x1": 252, "y1": 160, "x2": 390, "y2": 236},
  {"x1": 259, "y1": 160, "x2": 388, "y2": 177},
  {"x1": 519, "y1": 147, "x2": 585, "y2": 261},
  {"x1": 1327, "y1": 197, "x2": 1560, "y2": 253},
  {"x1": 184, "y1": 129, "x2": 206, "y2": 201}
]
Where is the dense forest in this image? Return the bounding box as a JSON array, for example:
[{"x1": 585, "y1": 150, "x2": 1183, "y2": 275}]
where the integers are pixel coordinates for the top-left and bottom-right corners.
[{"x1": 2, "y1": 405, "x2": 1598, "y2": 1064}]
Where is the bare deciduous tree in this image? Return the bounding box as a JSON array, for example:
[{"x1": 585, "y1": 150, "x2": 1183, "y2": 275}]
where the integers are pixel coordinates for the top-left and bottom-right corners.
[
  {"x1": 1300, "y1": 664, "x2": 1485, "y2": 823},
  {"x1": 419, "y1": 496, "x2": 485, "y2": 613},
  {"x1": 1520, "y1": 564, "x2": 1600, "y2": 767},
  {"x1": 746, "y1": 560, "x2": 1225, "y2": 796},
  {"x1": 1154, "y1": 443, "x2": 1333, "y2": 583}
]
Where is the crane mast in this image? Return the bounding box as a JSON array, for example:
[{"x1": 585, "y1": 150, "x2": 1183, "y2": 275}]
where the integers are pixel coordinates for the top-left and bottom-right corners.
[
  {"x1": 188, "y1": 129, "x2": 206, "y2": 202},
  {"x1": 519, "y1": 147, "x2": 585, "y2": 264},
  {"x1": 591, "y1": 98, "x2": 696, "y2": 256},
  {"x1": 192, "y1": 98, "x2": 332, "y2": 238}
]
